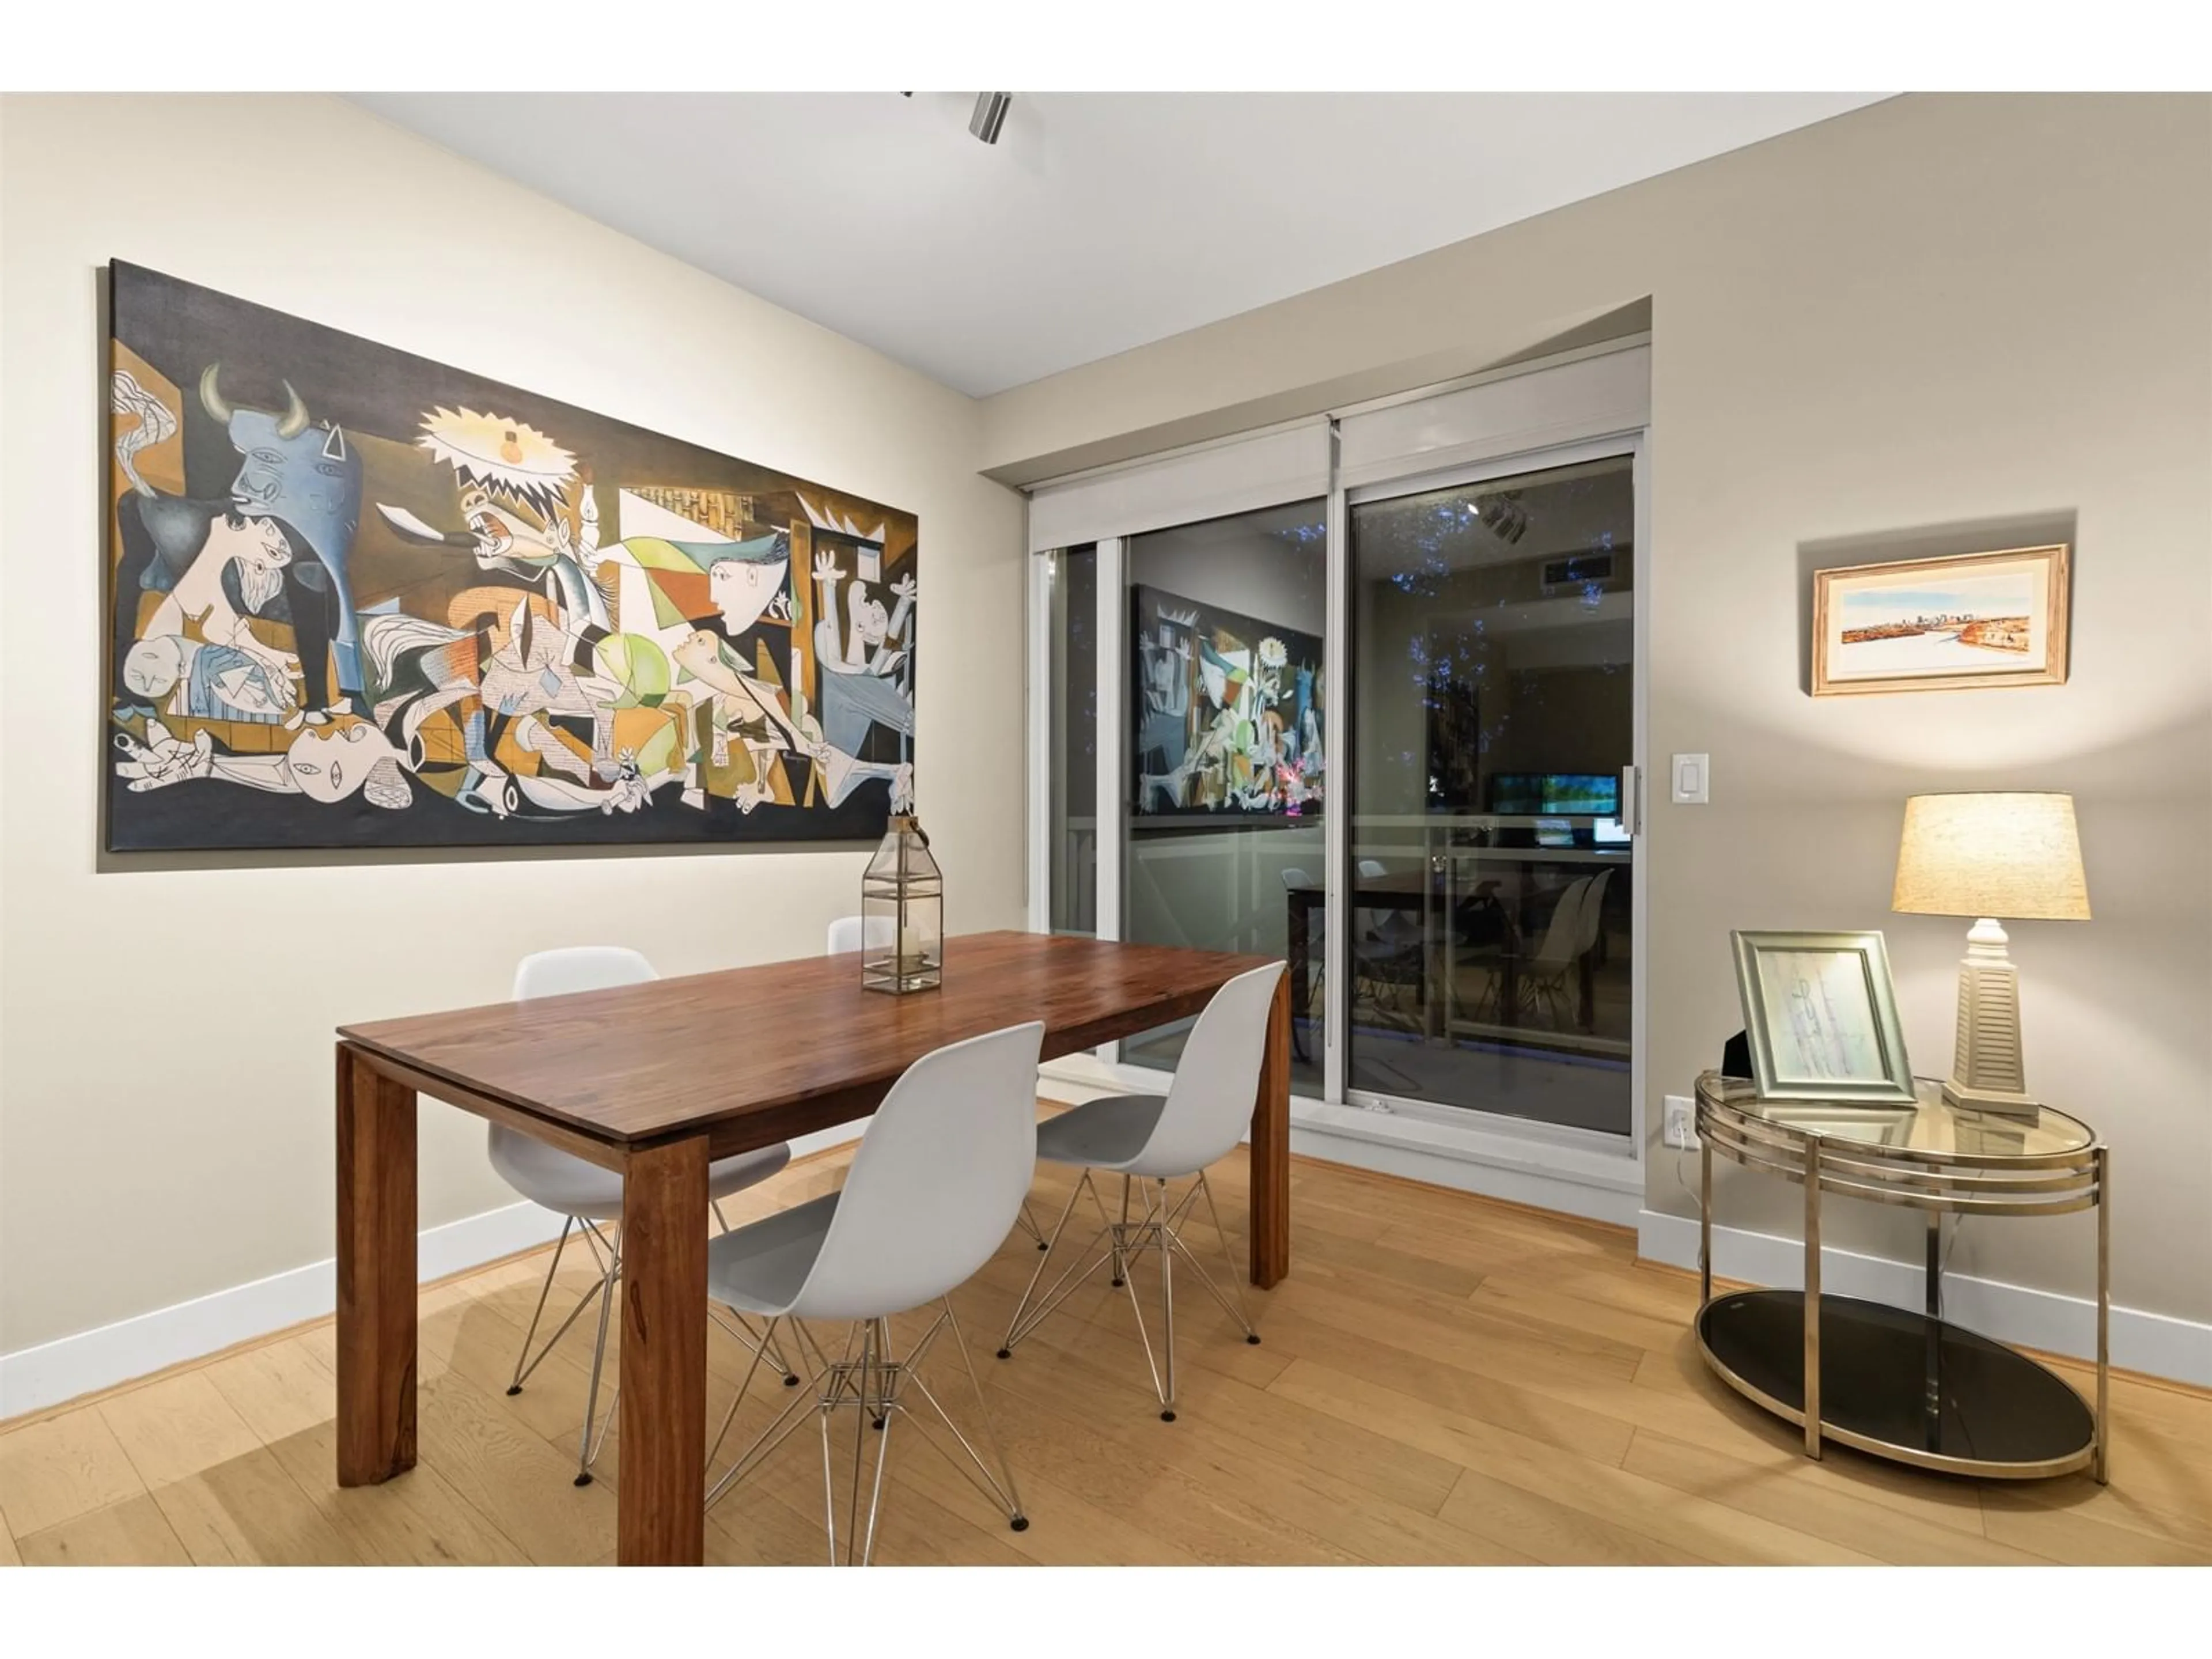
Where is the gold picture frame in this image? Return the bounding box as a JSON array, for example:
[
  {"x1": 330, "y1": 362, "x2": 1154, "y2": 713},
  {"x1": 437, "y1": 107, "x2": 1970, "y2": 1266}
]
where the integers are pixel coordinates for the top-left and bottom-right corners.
[
  {"x1": 1730, "y1": 929, "x2": 1916, "y2": 1105},
  {"x1": 1810, "y1": 543, "x2": 2071, "y2": 696}
]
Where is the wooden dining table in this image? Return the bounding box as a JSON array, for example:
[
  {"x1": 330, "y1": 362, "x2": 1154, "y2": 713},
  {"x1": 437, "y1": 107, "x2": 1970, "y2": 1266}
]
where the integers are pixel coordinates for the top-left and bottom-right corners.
[{"x1": 332, "y1": 930, "x2": 1290, "y2": 1565}]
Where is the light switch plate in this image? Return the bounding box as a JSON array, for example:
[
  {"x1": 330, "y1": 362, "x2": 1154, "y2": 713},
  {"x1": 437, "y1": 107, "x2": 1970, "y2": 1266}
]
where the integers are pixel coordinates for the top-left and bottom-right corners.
[{"x1": 1671, "y1": 753, "x2": 1710, "y2": 804}]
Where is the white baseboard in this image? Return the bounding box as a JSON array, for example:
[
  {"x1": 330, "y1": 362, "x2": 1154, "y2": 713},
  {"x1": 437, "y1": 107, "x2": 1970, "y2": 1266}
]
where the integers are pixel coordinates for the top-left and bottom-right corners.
[
  {"x1": 1036, "y1": 1054, "x2": 1133, "y2": 1104},
  {"x1": 24, "y1": 1131, "x2": 2190, "y2": 1421},
  {"x1": 1038, "y1": 1062, "x2": 1642, "y2": 1228},
  {"x1": 788, "y1": 1120, "x2": 866, "y2": 1161},
  {"x1": 1, "y1": 1116, "x2": 877, "y2": 1423},
  {"x1": 1638, "y1": 1209, "x2": 2211, "y2": 1389},
  {"x1": 1287, "y1": 1102, "x2": 1644, "y2": 1226},
  {"x1": 0, "y1": 1200, "x2": 567, "y2": 1421}
]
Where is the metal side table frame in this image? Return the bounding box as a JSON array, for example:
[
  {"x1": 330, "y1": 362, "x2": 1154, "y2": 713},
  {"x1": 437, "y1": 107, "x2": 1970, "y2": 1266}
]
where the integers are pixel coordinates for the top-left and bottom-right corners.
[{"x1": 1694, "y1": 1072, "x2": 2108, "y2": 1483}]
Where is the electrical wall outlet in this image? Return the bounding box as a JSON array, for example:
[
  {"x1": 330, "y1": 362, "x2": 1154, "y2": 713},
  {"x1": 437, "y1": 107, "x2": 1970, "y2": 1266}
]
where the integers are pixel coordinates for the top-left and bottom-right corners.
[{"x1": 1662, "y1": 1094, "x2": 1700, "y2": 1150}]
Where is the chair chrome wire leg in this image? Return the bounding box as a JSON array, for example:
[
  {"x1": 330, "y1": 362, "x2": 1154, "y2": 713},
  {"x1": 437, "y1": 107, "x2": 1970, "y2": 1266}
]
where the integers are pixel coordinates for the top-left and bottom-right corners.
[
  {"x1": 843, "y1": 1321, "x2": 872, "y2": 1564},
  {"x1": 505, "y1": 1217, "x2": 574, "y2": 1396},
  {"x1": 997, "y1": 1173, "x2": 1091, "y2": 1357},
  {"x1": 1001, "y1": 1226, "x2": 1113, "y2": 1354},
  {"x1": 794, "y1": 1317, "x2": 840, "y2": 1380},
  {"x1": 1115, "y1": 1179, "x2": 1171, "y2": 1412},
  {"x1": 1113, "y1": 1173, "x2": 1133, "y2": 1287},
  {"x1": 577, "y1": 1217, "x2": 611, "y2": 1274},
  {"x1": 703, "y1": 1203, "x2": 800, "y2": 1382},
  {"x1": 709, "y1": 1302, "x2": 1028, "y2": 1561},
  {"x1": 710, "y1": 1305, "x2": 802, "y2": 1388},
  {"x1": 704, "y1": 1331, "x2": 821, "y2": 1512},
  {"x1": 818, "y1": 1350, "x2": 840, "y2": 1566},
  {"x1": 586, "y1": 1385, "x2": 618, "y2": 1467},
  {"x1": 705, "y1": 1315, "x2": 781, "y2": 1472},
  {"x1": 573, "y1": 1225, "x2": 621, "y2": 1486},
  {"x1": 1014, "y1": 1199, "x2": 1050, "y2": 1249},
  {"x1": 1156, "y1": 1179, "x2": 1177, "y2": 1421},
  {"x1": 928, "y1": 1297, "x2": 1027, "y2": 1527},
  {"x1": 1008, "y1": 1169, "x2": 1266, "y2": 1424},
  {"x1": 506, "y1": 1222, "x2": 619, "y2": 1395},
  {"x1": 859, "y1": 1325, "x2": 896, "y2": 1565},
  {"x1": 899, "y1": 1302, "x2": 1027, "y2": 1533},
  {"x1": 1190, "y1": 1171, "x2": 1262, "y2": 1344},
  {"x1": 1164, "y1": 1230, "x2": 1260, "y2": 1344}
]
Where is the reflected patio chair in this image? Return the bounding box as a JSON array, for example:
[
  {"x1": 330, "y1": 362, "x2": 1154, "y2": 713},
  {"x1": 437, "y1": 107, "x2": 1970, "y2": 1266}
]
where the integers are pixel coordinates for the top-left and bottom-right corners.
[
  {"x1": 1357, "y1": 857, "x2": 1422, "y2": 949},
  {"x1": 1282, "y1": 866, "x2": 1422, "y2": 1035},
  {"x1": 1516, "y1": 876, "x2": 1595, "y2": 1029},
  {"x1": 1278, "y1": 867, "x2": 1325, "y2": 1060}
]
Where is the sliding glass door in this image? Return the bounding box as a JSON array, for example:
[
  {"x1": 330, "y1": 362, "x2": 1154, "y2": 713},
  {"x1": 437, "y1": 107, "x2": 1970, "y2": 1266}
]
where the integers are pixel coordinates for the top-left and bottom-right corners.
[
  {"x1": 1041, "y1": 543, "x2": 1098, "y2": 936},
  {"x1": 1345, "y1": 454, "x2": 1636, "y2": 1134},
  {"x1": 1029, "y1": 346, "x2": 1648, "y2": 1177},
  {"x1": 1119, "y1": 500, "x2": 1327, "y2": 1094}
]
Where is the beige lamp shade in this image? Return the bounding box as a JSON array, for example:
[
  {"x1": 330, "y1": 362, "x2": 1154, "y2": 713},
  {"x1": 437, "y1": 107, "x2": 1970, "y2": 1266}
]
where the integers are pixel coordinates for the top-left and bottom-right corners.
[{"x1": 1893, "y1": 793, "x2": 2090, "y2": 921}]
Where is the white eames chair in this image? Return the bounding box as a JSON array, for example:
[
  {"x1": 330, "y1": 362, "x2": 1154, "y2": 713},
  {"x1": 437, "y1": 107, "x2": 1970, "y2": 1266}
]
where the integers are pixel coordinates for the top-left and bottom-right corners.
[
  {"x1": 997, "y1": 963, "x2": 1285, "y2": 1422},
  {"x1": 493, "y1": 947, "x2": 796, "y2": 1486},
  {"x1": 701, "y1": 1020, "x2": 1047, "y2": 1565},
  {"x1": 823, "y1": 914, "x2": 892, "y2": 956},
  {"x1": 827, "y1": 915, "x2": 1049, "y2": 1249}
]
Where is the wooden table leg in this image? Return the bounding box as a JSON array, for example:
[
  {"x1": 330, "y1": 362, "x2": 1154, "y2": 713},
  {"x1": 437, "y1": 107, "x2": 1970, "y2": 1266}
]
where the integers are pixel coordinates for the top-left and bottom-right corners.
[
  {"x1": 1249, "y1": 968, "x2": 1291, "y2": 1289},
  {"x1": 336, "y1": 1043, "x2": 416, "y2": 1487},
  {"x1": 617, "y1": 1135, "x2": 709, "y2": 1566}
]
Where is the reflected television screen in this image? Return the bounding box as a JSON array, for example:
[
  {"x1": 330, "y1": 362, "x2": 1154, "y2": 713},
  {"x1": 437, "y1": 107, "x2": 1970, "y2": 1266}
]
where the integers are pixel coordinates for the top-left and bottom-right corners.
[{"x1": 1488, "y1": 772, "x2": 1620, "y2": 816}]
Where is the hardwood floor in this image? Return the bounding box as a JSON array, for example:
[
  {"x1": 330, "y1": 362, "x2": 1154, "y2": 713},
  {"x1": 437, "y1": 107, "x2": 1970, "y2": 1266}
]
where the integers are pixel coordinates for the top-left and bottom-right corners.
[{"x1": 3, "y1": 1126, "x2": 2207, "y2": 1567}]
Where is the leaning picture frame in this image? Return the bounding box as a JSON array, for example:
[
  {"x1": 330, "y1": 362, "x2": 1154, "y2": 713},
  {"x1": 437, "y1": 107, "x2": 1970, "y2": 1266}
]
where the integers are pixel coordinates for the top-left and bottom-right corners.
[{"x1": 1729, "y1": 930, "x2": 1916, "y2": 1105}]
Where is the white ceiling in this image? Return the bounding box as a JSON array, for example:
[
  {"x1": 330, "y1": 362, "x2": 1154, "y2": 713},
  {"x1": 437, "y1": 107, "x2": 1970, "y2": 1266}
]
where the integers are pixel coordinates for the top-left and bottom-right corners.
[{"x1": 355, "y1": 92, "x2": 1888, "y2": 398}]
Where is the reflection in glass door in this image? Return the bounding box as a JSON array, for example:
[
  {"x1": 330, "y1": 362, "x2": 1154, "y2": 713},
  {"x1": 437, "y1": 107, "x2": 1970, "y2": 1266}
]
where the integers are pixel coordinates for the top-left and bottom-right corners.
[
  {"x1": 1043, "y1": 544, "x2": 1098, "y2": 936},
  {"x1": 1119, "y1": 500, "x2": 1327, "y2": 1094},
  {"x1": 1346, "y1": 454, "x2": 1635, "y2": 1133}
]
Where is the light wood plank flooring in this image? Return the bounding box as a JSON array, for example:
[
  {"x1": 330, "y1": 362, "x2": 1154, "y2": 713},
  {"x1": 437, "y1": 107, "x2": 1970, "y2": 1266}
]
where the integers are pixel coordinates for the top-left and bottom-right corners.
[{"x1": 4, "y1": 1128, "x2": 2207, "y2": 1566}]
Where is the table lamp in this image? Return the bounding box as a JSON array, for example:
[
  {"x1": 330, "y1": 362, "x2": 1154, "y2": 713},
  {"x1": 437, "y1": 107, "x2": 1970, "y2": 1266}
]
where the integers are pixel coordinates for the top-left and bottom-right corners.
[{"x1": 1892, "y1": 792, "x2": 2090, "y2": 1117}]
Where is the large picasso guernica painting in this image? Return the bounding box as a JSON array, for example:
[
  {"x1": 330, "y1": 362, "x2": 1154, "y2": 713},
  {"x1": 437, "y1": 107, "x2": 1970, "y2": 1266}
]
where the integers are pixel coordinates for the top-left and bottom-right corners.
[
  {"x1": 1131, "y1": 584, "x2": 1323, "y2": 816},
  {"x1": 104, "y1": 263, "x2": 917, "y2": 851}
]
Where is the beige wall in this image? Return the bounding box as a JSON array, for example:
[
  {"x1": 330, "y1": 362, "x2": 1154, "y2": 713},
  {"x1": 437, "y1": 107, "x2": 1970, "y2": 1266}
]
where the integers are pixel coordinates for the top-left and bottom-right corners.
[
  {"x1": 5, "y1": 91, "x2": 2206, "y2": 1367},
  {"x1": 983, "y1": 94, "x2": 2212, "y2": 1325},
  {"x1": 0, "y1": 95, "x2": 1027, "y2": 1354}
]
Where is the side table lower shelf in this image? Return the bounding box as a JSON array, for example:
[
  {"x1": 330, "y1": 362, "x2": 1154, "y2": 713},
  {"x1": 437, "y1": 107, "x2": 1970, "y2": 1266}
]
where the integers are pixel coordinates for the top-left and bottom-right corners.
[{"x1": 1698, "y1": 1289, "x2": 2098, "y2": 1480}]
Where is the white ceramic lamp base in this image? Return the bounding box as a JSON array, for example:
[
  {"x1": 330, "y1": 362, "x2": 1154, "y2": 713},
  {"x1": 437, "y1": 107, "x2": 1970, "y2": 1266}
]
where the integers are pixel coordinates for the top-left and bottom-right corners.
[{"x1": 1942, "y1": 917, "x2": 2041, "y2": 1118}]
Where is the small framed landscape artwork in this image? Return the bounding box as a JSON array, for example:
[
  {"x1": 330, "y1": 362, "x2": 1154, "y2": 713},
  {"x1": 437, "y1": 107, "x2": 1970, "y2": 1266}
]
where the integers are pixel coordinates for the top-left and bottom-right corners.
[
  {"x1": 1810, "y1": 544, "x2": 2071, "y2": 696},
  {"x1": 1730, "y1": 930, "x2": 1916, "y2": 1105}
]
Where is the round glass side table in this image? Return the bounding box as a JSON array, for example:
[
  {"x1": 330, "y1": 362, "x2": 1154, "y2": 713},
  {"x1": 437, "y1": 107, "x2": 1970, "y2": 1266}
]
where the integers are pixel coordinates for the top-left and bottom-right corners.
[{"x1": 1693, "y1": 1072, "x2": 2108, "y2": 1482}]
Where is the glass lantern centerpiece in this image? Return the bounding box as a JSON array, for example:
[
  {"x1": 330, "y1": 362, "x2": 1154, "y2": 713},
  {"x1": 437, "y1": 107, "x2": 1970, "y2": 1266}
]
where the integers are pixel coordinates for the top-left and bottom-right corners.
[{"x1": 861, "y1": 813, "x2": 943, "y2": 994}]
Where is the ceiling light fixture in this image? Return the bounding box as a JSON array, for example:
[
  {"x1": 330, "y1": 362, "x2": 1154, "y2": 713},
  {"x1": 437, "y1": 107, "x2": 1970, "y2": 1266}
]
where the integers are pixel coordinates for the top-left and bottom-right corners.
[
  {"x1": 968, "y1": 92, "x2": 1012, "y2": 145},
  {"x1": 1476, "y1": 491, "x2": 1529, "y2": 544}
]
